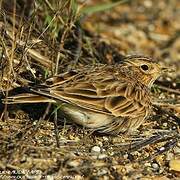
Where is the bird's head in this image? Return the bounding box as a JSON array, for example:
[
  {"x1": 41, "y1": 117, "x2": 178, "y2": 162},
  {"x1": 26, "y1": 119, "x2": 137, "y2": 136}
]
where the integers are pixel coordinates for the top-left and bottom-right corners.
[{"x1": 123, "y1": 55, "x2": 172, "y2": 87}]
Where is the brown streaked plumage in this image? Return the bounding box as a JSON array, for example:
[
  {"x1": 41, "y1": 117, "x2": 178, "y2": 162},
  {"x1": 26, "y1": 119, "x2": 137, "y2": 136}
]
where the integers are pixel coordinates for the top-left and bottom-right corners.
[{"x1": 4, "y1": 55, "x2": 168, "y2": 134}]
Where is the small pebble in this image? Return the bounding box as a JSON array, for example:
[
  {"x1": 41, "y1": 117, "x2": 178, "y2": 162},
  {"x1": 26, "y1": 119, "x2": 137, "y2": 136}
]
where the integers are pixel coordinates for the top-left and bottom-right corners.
[
  {"x1": 91, "y1": 146, "x2": 101, "y2": 154},
  {"x1": 67, "y1": 159, "x2": 82, "y2": 167},
  {"x1": 102, "y1": 148, "x2": 106, "y2": 152},
  {"x1": 163, "y1": 122, "x2": 167, "y2": 127},
  {"x1": 103, "y1": 136, "x2": 109, "y2": 141},
  {"x1": 166, "y1": 77, "x2": 171, "y2": 81},
  {"x1": 98, "y1": 154, "x2": 108, "y2": 159},
  {"x1": 144, "y1": 162, "x2": 151, "y2": 167},
  {"x1": 123, "y1": 153, "x2": 128, "y2": 159},
  {"x1": 172, "y1": 82, "x2": 176, "y2": 87},
  {"x1": 170, "y1": 94, "x2": 175, "y2": 98},
  {"x1": 159, "y1": 147, "x2": 165, "y2": 152},
  {"x1": 151, "y1": 163, "x2": 159, "y2": 170}
]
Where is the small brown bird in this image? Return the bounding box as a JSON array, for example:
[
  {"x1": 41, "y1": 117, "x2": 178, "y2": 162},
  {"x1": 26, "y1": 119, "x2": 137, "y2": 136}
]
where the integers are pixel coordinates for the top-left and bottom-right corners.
[{"x1": 4, "y1": 55, "x2": 169, "y2": 134}]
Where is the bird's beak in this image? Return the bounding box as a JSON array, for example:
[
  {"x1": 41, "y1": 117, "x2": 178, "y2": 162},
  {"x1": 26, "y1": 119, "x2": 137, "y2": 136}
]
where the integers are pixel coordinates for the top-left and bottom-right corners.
[{"x1": 161, "y1": 66, "x2": 175, "y2": 73}]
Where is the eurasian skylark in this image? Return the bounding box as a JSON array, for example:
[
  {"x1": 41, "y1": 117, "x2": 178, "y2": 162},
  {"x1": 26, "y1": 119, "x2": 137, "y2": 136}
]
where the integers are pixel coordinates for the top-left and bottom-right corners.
[{"x1": 4, "y1": 55, "x2": 169, "y2": 134}]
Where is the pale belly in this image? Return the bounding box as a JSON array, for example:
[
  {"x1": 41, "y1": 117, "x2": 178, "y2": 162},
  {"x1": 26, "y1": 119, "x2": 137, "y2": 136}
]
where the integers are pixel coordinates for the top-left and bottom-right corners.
[
  {"x1": 60, "y1": 103, "x2": 114, "y2": 128},
  {"x1": 59, "y1": 103, "x2": 147, "y2": 134}
]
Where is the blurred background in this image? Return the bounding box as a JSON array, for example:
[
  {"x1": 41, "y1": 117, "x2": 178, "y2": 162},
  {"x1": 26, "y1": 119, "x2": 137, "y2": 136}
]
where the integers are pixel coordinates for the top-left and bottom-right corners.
[{"x1": 0, "y1": 0, "x2": 179, "y2": 179}]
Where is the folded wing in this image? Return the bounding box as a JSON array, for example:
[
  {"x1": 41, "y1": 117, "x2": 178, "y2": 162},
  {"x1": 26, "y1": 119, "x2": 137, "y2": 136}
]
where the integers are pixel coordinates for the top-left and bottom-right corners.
[{"x1": 30, "y1": 69, "x2": 150, "y2": 119}]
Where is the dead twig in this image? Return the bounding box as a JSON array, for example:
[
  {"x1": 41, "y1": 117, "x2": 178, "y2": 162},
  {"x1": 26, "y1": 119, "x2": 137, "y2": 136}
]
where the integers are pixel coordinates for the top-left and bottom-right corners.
[
  {"x1": 142, "y1": 136, "x2": 179, "y2": 162},
  {"x1": 156, "y1": 85, "x2": 180, "y2": 95}
]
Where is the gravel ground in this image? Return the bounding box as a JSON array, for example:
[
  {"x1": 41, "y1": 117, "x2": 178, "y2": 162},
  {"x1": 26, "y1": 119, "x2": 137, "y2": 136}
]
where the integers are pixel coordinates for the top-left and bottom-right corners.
[{"x1": 0, "y1": 0, "x2": 179, "y2": 179}]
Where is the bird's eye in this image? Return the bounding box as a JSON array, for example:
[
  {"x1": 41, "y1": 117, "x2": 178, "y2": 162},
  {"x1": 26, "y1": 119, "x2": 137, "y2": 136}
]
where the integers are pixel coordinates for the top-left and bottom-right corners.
[{"x1": 140, "y1": 64, "x2": 149, "y2": 71}]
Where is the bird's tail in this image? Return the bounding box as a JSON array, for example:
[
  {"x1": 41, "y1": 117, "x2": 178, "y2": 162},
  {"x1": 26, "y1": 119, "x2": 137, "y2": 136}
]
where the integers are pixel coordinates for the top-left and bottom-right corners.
[{"x1": 2, "y1": 93, "x2": 56, "y2": 104}]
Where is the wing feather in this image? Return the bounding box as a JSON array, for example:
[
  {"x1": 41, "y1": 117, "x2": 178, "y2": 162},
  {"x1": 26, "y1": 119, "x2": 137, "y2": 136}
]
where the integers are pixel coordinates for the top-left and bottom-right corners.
[
  {"x1": 32, "y1": 77, "x2": 149, "y2": 118},
  {"x1": 28, "y1": 66, "x2": 150, "y2": 118}
]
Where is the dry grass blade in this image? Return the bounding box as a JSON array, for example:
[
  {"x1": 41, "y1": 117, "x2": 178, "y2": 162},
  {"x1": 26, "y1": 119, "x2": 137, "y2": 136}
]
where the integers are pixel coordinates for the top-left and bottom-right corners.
[
  {"x1": 157, "y1": 84, "x2": 180, "y2": 95},
  {"x1": 0, "y1": 0, "x2": 179, "y2": 179}
]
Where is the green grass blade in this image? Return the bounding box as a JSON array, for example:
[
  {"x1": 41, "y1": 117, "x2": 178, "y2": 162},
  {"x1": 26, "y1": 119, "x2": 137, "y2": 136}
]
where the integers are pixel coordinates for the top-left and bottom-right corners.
[{"x1": 80, "y1": 0, "x2": 130, "y2": 15}]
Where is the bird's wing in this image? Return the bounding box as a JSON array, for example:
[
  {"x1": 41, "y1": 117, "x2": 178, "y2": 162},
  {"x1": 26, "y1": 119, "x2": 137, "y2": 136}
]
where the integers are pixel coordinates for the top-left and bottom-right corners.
[{"x1": 31, "y1": 70, "x2": 150, "y2": 117}]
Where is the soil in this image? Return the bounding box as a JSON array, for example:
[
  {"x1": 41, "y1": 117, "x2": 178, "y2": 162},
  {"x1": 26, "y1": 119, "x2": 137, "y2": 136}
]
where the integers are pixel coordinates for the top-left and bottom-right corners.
[{"x1": 0, "y1": 0, "x2": 179, "y2": 179}]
